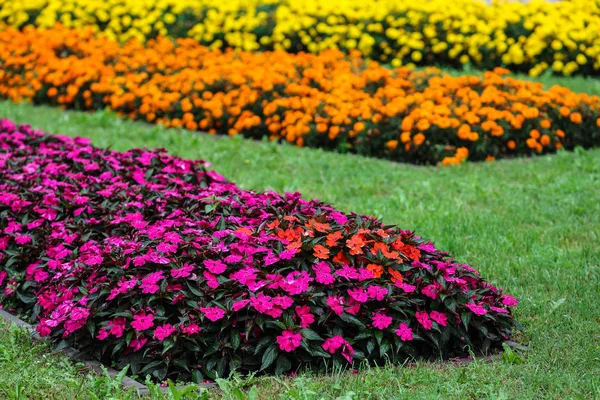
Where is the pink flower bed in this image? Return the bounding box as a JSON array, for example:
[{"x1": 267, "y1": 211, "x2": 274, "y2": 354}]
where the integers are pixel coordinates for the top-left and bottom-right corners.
[{"x1": 0, "y1": 119, "x2": 518, "y2": 382}]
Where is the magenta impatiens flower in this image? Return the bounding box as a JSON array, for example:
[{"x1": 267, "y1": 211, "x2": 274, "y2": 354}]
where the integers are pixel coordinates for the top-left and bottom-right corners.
[
  {"x1": 154, "y1": 323, "x2": 176, "y2": 341},
  {"x1": 200, "y1": 306, "x2": 226, "y2": 322},
  {"x1": 429, "y1": 311, "x2": 448, "y2": 327},
  {"x1": 372, "y1": 313, "x2": 393, "y2": 330},
  {"x1": 326, "y1": 296, "x2": 345, "y2": 316},
  {"x1": 131, "y1": 312, "x2": 154, "y2": 331},
  {"x1": 466, "y1": 303, "x2": 488, "y2": 316},
  {"x1": 322, "y1": 336, "x2": 354, "y2": 363},
  {"x1": 416, "y1": 311, "x2": 433, "y2": 330},
  {"x1": 295, "y1": 305, "x2": 315, "y2": 328},
  {"x1": 182, "y1": 323, "x2": 201, "y2": 336},
  {"x1": 276, "y1": 329, "x2": 302, "y2": 352},
  {"x1": 501, "y1": 295, "x2": 519, "y2": 307},
  {"x1": 422, "y1": 283, "x2": 440, "y2": 300},
  {"x1": 203, "y1": 259, "x2": 227, "y2": 275},
  {"x1": 395, "y1": 323, "x2": 414, "y2": 341},
  {"x1": 171, "y1": 263, "x2": 195, "y2": 278}
]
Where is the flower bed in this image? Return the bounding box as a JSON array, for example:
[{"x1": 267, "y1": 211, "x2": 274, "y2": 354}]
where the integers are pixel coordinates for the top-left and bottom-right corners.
[
  {"x1": 0, "y1": 119, "x2": 518, "y2": 382},
  {"x1": 0, "y1": 0, "x2": 599, "y2": 76},
  {"x1": 1, "y1": 26, "x2": 600, "y2": 166}
]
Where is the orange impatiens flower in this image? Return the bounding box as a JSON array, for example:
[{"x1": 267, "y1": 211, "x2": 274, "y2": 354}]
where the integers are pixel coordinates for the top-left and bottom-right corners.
[
  {"x1": 326, "y1": 231, "x2": 343, "y2": 247},
  {"x1": 305, "y1": 219, "x2": 331, "y2": 233},
  {"x1": 387, "y1": 267, "x2": 403, "y2": 283},
  {"x1": 366, "y1": 263, "x2": 384, "y2": 278},
  {"x1": 333, "y1": 250, "x2": 350, "y2": 265},
  {"x1": 346, "y1": 234, "x2": 366, "y2": 255},
  {"x1": 313, "y1": 244, "x2": 330, "y2": 259}
]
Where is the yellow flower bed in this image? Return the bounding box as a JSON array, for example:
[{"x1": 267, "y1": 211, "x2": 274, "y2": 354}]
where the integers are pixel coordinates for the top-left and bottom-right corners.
[{"x1": 1, "y1": 0, "x2": 600, "y2": 76}]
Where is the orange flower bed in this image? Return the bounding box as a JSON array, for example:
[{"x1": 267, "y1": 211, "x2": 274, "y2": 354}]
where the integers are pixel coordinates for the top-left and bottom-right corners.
[{"x1": 1, "y1": 25, "x2": 599, "y2": 165}]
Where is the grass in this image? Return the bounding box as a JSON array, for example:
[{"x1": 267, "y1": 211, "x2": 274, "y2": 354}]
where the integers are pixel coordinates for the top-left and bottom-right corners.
[{"x1": 1, "y1": 99, "x2": 600, "y2": 399}]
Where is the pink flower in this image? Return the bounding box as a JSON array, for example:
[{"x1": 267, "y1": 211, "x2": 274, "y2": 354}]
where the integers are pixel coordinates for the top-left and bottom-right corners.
[
  {"x1": 395, "y1": 323, "x2": 413, "y2": 341},
  {"x1": 232, "y1": 299, "x2": 251, "y2": 311},
  {"x1": 430, "y1": 311, "x2": 448, "y2": 326},
  {"x1": 322, "y1": 336, "x2": 354, "y2": 363},
  {"x1": 171, "y1": 263, "x2": 194, "y2": 278},
  {"x1": 367, "y1": 285, "x2": 388, "y2": 301},
  {"x1": 347, "y1": 287, "x2": 368, "y2": 303},
  {"x1": 395, "y1": 282, "x2": 416, "y2": 293},
  {"x1": 109, "y1": 317, "x2": 126, "y2": 338},
  {"x1": 313, "y1": 262, "x2": 335, "y2": 285},
  {"x1": 200, "y1": 306, "x2": 226, "y2": 322},
  {"x1": 14, "y1": 234, "x2": 31, "y2": 245},
  {"x1": 372, "y1": 313, "x2": 393, "y2": 330},
  {"x1": 131, "y1": 312, "x2": 154, "y2": 331},
  {"x1": 322, "y1": 336, "x2": 346, "y2": 354},
  {"x1": 416, "y1": 311, "x2": 433, "y2": 330},
  {"x1": 203, "y1": 271, "x2": 220, "y2": 289},
  {"x1": 466, "y1": 303, "x2": 488, "y2": 316},
  {"x1": 129, "y1": 337, "x2": 147, "y2": 352},
  {"x1": 140, "y1": 271, "x2": 165, "y2": 294},
  {"x1": 154, "y1": 324, "x2": 176, "y2": 341},
  {"x1": 33, "y1": 269, "x2": 49, "y2": 282},
  {"x1": 422, "y1": 283, "x2": 440, "y2": 300},
  {"x1": 182, "y1": 323, "x2": 201, "y2": 336},
  {"x1": 203, "y1": 259, "x2": 227, "y2": 274},
  {"x1": 97, "y1": 328, "x2": 109, "y2": 340},
  {"x1": 326, "y1": 295, "x2": 345, "y2": 316},
  {"x1": 273, "y1": 295, "x2": 294, "y2": 309},
  {"x1": 501, "y1": 295, "x2": 518, "y2": 307},
  {"x1": 295, "y1": 305, "x2": 315, "y2": 328},
  {"x1": 276, "y1": 330, "x2": 302, "y2": 352},
  {"x1": 491, "y1": 306, "x2": 509, "y2": 314}
]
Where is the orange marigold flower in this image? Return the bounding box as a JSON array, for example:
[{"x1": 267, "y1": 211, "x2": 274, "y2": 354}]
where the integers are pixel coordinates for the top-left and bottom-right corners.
[
  {"x1": 413, "y1": 133, "x2": 426, "y2": 146},
  {"x1": 570, "y1": 112, "x2": 582, "y2": 124},
  {"x1": 540, "y1": 119, "x2": 551, "y2": 129},
  {"x1": 555, "y1": 129, "x2": 565, "y2": 138},
  {"x1": 507, "y1": 140, "x2": 516, "y2": 150},
  {"x1": 540, "y1": 135, "x2": 551, "y2": 146},
  {"x1": 386, "y1": 140, "x2": 398, "y2": 151},
  {"x1": 529, "y1": 129, "x2": 540, "y2": 139},
  {"x1": 560, "y1": 106, "x2": 571, "y2": 117}
]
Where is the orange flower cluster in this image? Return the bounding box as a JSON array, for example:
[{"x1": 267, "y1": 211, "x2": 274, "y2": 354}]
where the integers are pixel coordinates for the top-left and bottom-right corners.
[{"x1": 1, "y1": 26, "x2": 599, "y2": 164}]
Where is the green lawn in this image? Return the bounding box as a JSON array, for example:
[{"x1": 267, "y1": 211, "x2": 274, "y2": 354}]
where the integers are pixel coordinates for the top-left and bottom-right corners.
[{"x1": 1, "y1": 100, "x2": 600, "y2": 399}]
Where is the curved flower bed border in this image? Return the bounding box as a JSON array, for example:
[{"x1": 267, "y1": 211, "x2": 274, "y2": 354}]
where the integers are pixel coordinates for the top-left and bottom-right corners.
[
  {"x1": 0, "y1": 119, "x2": 519, "y2": 383},
  {"x1": 1, "y1": 27, "x2": 600, "y2": 166}
]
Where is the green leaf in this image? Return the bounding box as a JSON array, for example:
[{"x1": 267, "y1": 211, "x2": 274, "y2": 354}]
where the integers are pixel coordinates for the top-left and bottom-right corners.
[
  {"x1": 231, "y1": 329, "x2": 241, "y2": 351},
  {"x1": 274, "y1": 354, "x2": 292, "y2": 375},
  {"x1": 339, "y1": 313, "x2": 366, "y2": 329},
  {"x1": 366, "y1": 339, "x2": 376, "y2": 355},
  {"x1": 301, "y1": 328, "x2": 323, "y2": 341},
  {"x1": 191, "y1": 369, "x2": 203, "y2": 383},
  {"x1": 260, "y1": 344, "x2": 279, "y2": 371}
]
